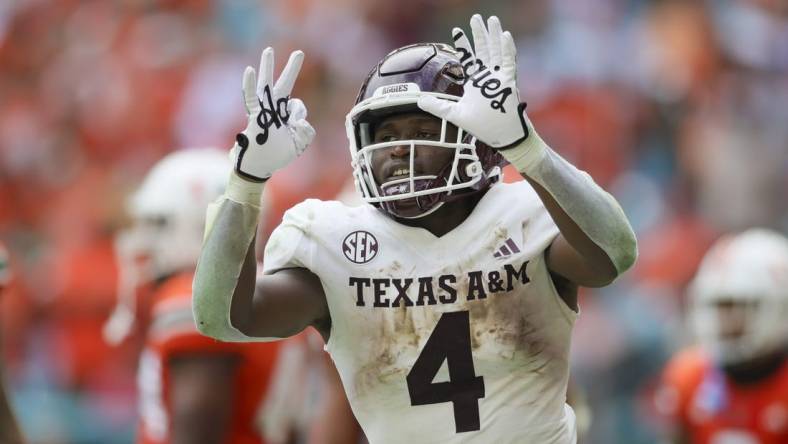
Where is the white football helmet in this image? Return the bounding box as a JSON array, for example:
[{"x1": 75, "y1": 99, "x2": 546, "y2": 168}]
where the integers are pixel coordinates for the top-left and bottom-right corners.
[
  {"x1": 124, "y1": 148, "x2": 231, "y2": 281},
  {"x1": 689, "y1": 228, "x2": 788, "y2": 365},
  {"x1": 105, "y1": 148, "x2": 231, "y2": 344}
]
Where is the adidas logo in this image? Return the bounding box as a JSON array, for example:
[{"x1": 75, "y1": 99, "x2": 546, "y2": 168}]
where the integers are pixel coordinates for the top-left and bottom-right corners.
[{"x1": 493, "y1": 237, "x2": 521, "y2": 259}]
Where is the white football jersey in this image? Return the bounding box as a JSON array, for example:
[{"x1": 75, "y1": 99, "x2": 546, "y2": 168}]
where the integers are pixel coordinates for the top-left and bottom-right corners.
[{"x1": 263, "y1": 181, "x2": 578, "y2": 444}]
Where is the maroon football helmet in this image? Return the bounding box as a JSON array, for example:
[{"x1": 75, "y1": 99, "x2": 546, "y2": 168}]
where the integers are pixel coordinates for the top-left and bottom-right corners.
[{"x1": 346, "y1": 43, "x2": 506, "y2": 219}]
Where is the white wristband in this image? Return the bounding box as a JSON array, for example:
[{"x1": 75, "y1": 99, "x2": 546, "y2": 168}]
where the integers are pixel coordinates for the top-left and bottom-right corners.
[
  {"x1": 499, "y1": 127, "x2": 549, "y2": 175},
  {"x1": 226, "y1": 171, "x2": 265, "y2": 207}
]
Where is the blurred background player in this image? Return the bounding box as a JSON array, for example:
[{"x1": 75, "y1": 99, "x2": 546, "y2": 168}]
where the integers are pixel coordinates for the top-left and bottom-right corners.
[
  {"x1": 106, "y1": 148, "x2": 281, "y2": 444},
  {"x1": 0, "y1": 242, "x2": 25, "y2": 443},
  {"x1": 655, "y1": 229, "x2": 788, "y2": 444}
]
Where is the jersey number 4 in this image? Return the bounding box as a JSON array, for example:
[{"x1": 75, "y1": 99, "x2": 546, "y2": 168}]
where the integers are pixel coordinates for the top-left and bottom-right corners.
[{"x1": 406, "y1": 310, "x2": 485, "y2": 433}]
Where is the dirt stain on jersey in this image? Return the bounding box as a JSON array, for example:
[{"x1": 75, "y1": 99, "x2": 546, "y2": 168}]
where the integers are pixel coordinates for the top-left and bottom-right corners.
[
  {"x1": 461, "y1": 282, "x2": 556, "y2": 372},
  {"x1": 390, "y1": 260, "x2": 402, "y2": 273},
  {"x1": 353, "y1": 347, "x2": 397, "y2": 397},
  {"x1": 395, "y1": 303, "x2": 419, "y2": 347},
  {"x1": 493, "y1": 225, "x2": 509, "y2": 243},
  {"x1": 499, "y1": 311, "x2": 547, "y2": 365},
  {"x1": 352, "y1": 306, "x2": 426, "y2": 398},
  {"x1": 352, "y1": 315, "x2": 394, "y2": 396}
]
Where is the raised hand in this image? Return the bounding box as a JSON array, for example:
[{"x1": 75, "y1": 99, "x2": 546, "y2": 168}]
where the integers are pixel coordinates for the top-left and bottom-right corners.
[
  {"x1": 233, "y1": 47, "x2": 315, "y2": 182},
  {"x1": 417, "y1": 14, "x2": 529, "y2": 149}
]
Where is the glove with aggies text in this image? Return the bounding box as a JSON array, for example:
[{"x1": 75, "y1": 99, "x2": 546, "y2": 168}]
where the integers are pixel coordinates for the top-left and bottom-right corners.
[
  {"x1": 417, "y1": 14, "x2": 529, "y2": 150},
  {"x1": 233, "y1": 47, "x2": 315, "y2": 182}
]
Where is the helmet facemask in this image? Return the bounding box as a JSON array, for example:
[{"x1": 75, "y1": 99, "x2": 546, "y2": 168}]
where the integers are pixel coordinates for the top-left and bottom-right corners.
[
  {"x1": 347, "y1": 85, "x2": 499, "y2": 219},
  {"x1": 346, "y1": 43, "x2": 505, "y2": 219}
]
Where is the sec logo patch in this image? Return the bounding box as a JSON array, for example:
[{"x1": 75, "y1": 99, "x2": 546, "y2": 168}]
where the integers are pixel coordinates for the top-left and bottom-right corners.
[{"x1": 342, "y1": 231, "x2": 378, "y2": 264}]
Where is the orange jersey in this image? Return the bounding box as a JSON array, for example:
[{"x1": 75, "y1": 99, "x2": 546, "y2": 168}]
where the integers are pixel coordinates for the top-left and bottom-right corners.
[
  {"x1": 655, "y1": 347, "x2": 788, "y2": 444},
  {"x1": 137, "y1": 273, "x2": 280, "y2": 444}
]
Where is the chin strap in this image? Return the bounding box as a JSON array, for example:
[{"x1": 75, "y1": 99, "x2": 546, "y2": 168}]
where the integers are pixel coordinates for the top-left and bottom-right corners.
[
  {"x1": 501, "y1": 120, "x2": 638, "y2": 276},
  {"x1": 192, "y1": 173, "x2": 275, "y2": 342}
]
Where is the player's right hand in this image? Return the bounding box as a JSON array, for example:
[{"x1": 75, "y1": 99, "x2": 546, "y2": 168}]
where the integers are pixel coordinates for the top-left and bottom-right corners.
[{"x1": 232, "y1": 47, "x2": 315, "y2": 182}]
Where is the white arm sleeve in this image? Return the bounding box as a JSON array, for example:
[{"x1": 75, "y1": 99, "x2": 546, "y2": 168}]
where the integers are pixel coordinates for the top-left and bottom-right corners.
[
  {"x1": 192, "y1": 174, "x2": 269, "y2": 342},
  {"x1": 502, "y1": 123, "x2": 638, "y2": 276}
]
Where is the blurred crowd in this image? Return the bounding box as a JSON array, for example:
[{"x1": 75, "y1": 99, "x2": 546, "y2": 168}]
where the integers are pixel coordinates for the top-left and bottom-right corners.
[{"x1": 0, "y1": 0, "x2": 786, "y2": 443}]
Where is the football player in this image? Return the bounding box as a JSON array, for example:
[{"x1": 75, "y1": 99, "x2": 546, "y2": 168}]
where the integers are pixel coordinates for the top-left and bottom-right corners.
[
  {"x1": 193, "y1": 14, "x2": 637, "y2": 444},
  {"x1": 107, "y1": 149, "x2": 281, "y2": 444},
  {"x1": 655, "y1": 229, "x2": 788, "y2": 444},
  {"x1": 0, "y1": 242, "x2": 25, "y2": 444}
]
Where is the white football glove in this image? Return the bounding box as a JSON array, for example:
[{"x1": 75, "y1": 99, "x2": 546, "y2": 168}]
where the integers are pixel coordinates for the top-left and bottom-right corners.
[
  {"x1": 232, "y1": 47, "x2": 315, "y2": 182},
  {"x1": 417, "y1": 14, "x2": 529, "y2": 150}
]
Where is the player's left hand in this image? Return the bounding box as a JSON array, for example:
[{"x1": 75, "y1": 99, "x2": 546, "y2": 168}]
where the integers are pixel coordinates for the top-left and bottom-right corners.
[{"x1": 417, "y1": 14, "x2": 529, "y2": 150}]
